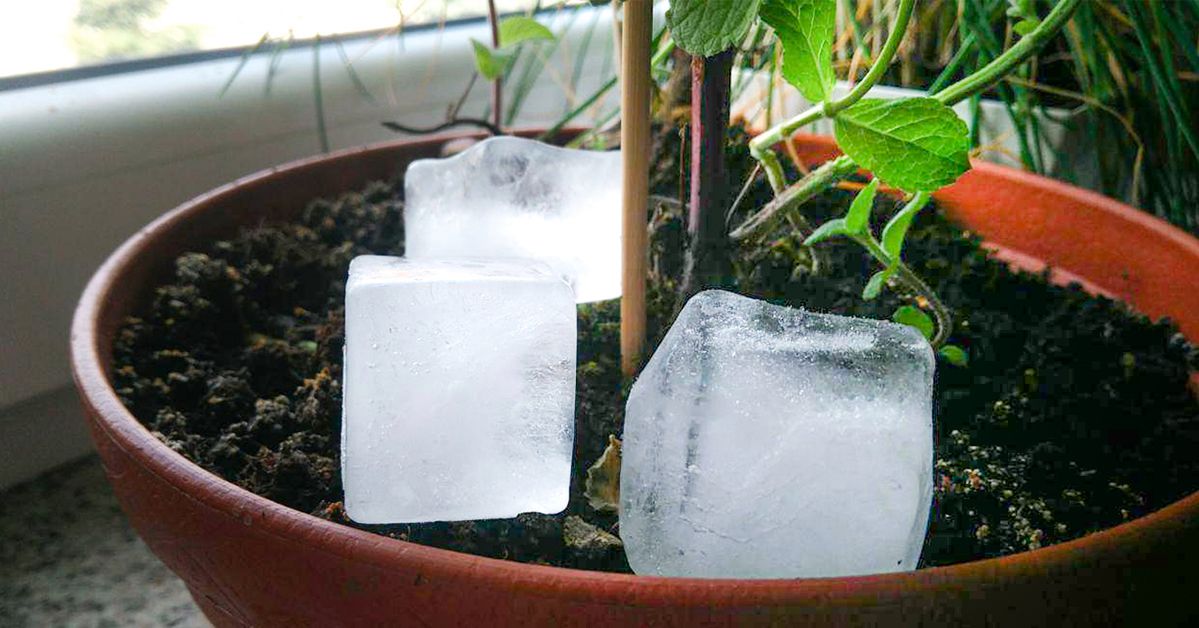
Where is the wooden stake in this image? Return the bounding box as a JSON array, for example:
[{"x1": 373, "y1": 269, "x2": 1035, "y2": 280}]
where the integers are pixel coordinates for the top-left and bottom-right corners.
[{"x1": 620, "y1": 0, "x2": 652, "y2": 377}]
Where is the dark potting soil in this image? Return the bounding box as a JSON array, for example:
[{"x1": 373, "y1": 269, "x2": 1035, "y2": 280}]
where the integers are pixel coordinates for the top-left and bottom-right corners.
[{"x1": 111, "y1": 129, "x2": 1198, "y2": 572}]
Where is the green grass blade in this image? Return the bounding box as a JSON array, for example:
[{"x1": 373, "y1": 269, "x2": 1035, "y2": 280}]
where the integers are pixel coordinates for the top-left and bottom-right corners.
[
  {"x1": 312, "y1": 35, "x2": 329, "y2": 154},
  {"x1": 334, "y1": 39, "x2": 377, "y2": 104},
  {"x1": 219, "y1": 33, "x2": 269, "y2": 98}
]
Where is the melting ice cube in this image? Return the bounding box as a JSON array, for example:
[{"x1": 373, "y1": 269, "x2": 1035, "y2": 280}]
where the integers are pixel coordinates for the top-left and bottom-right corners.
[
  {"x1": 404, "y1": 136, "x2": 622, "y2": 303},
  {"x1": 341, "y1": 255, "x2": 576, "y2": 524},
  {"x1": 620, "y1": 290, "x2": 935, "y2": 578}
]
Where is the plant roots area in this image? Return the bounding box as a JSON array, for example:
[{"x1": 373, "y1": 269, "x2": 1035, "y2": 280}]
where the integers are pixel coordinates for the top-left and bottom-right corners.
[{"x1": 113, "y1": 127, "x2": 1198, "y2": 573}]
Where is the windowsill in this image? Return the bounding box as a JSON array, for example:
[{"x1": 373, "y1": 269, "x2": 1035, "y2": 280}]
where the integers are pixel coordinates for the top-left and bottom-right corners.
[{"x1": 0, "y1": 456, "x2": 205, "y2": 624}]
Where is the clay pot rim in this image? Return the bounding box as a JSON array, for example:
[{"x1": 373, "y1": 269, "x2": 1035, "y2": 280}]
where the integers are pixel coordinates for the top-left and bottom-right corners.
[{"x1": 70, "y1": 130, "x2": 1199, "y2": 604}]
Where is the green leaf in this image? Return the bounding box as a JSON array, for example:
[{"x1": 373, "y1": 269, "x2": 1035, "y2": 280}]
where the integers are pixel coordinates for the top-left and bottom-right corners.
[
  {"x1": 881, "y1": 191, "x2": 931, "y2": 259},
  {"x1": 893, "y1": 305, "x2": 934, "y2": 340},
  {"x1": 833, "y1": 98, "x2": 971, "y2": 192},
  {"x1": 760, "y1": 0, "x2": 836, "y2": 102},
  {"x1": 1012, "y1": 19, "x2": 1039, "y2": 36},
  {"x1": 844, "y1": 178, "x2": 879, "y2": 235},
  {"x1": 499, "y1": 16, "x2": 555, "y2": 48},
  {"x1": 939, "y1": 344, "x2": 969, "y2": 367},
  {"x1": 803, "y1": 218, "x2": 850, "y2": 246},
  {"x1": 862, "y1": 267, "x2": 895, "y2": 300},
  {"x1": 666, "y1": 0, "x2": 763, "y2": 57},
  {"x1": 472, "y1": 40, "x2": 500, "y2": 80},
  {"x1": 471, "y1": 39, "x2": 514, "y2": 81},
  {"x1": 1006, "y1": 0, "x2": 1042, "y2": 34}
]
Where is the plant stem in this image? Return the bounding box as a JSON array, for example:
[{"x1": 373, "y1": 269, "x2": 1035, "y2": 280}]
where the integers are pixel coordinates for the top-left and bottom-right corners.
[
  {"x1": 729, "y1": 155, "x2": 858, "y2": 240},
  {"x1": 750, "y1": 105, "x2": 822, "y2": 193},
  {"x1": 487, "y1": 0, "x2": 502, "y2": 131},
  {"x1": 382, "y1": 118, "x2": 502, "y2": 137},
  {"x1": 824, "y1": 0, "x2": 917, "y2": 117},
  {"x1": 852, "y1": 230, "x2": 952, "y2": 348},
  {"x1": 932, "y1": 0, "x2": 1083, "y2": 107},
  {"x1": 680, "y1": 50, "x2": 737, "y2": 302},
  {"x1": 927, "y1": 31, "x2": 977, "y2": 95}
]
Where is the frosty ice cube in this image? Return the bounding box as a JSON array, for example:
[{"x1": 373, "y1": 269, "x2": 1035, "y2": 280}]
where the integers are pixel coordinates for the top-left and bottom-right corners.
[
  {"x1": 404, "y1": 136, "x2": 622, "y2": 303},
  {"x1": 341, "y1": 255, "x2": 576, "y2": 524},
  {"x1": 620, "y1": 290, "x2": 935, "y2": 578}
]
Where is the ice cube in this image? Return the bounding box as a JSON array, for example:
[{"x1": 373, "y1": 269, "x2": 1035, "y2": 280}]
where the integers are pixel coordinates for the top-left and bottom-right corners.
[
  {"x1": 404, "y1": 136, "x2": 622, "y2": 303},
  {"x1": 620, "y1": 290, "x2": 935, "y2": 578},
  {"x1": 341, "y1": 255, "x2": 576, "y2": 524}
]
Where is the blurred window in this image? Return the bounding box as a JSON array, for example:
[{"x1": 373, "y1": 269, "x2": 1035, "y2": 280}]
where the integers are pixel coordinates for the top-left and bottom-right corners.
[{"x1": 0, "y1": 0, "x2": 564, "y2": 81}]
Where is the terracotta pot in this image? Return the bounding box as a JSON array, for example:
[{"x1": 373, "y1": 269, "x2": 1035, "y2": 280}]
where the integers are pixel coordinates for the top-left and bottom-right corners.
[{"x1": 71, "y1": 132, "x2": 1199, "y2": 626}]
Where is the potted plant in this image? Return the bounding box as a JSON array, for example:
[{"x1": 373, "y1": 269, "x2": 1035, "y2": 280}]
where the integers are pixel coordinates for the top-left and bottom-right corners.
[
  {"x1": 72, "y1": 1, "x2": 1197, "y2": 625},
  {"x1": 729, "y1": 0, "x2": 1199, "y2": 230}
]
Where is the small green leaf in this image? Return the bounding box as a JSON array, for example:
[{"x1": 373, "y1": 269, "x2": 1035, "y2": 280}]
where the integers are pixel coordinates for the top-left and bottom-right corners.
[
  {"x1": 1006, "y1": 0, "x2": 1040, "y2": 36},
  {"x1": 844, "y1": 178, "x2": 880, "y2": 235},
  {"x1": 470, "y1": 40, "x2": 503, "y2": 80},
  {"x1": 834, "y1": 98, "x2": 971, "y2": 192},
  {"x1": 862, "y1": 267, "x2": 895, "y2": 300},
  {"x1": 881, "y1": 191, "x2": 931, "y2": 259},
  {"x1": 1012, "y1": 19, "x2": 1039, "y2": 36},
  {"x1": 803, "y1": 218, "x2": 850, "y2": 246},
  {"x1": 666, "y1": 0, "x2": 763, "y2": 57},
  {"x1": 893, "y1": 305, "x2": 934, "y2": 340},
  {"x1": 939, "y1": 344, "x2": 969, "y2": 367},
  {"x1": 498, "y1": 16, "x2": 555, "y2": 48},
  {"x1": 760, "y1": 0, "x2": 836, "y2": 102}
]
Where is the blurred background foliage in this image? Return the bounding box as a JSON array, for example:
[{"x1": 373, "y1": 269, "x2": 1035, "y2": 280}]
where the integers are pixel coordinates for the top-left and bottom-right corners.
[{"x1": 71, "y1": 0, "x2": 201, "y2": 63}]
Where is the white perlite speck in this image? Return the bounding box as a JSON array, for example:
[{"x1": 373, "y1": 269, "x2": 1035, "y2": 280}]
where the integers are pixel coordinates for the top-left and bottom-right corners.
[
  {"x1": 403, "y1": 136, "x2": 622, "y2": 303},
  {"x1": 341, "y1": 256, "x2": 576, "y2": 524},
  {"x1": 619, "y1": 290, "x2": 935, "y2": 578}
]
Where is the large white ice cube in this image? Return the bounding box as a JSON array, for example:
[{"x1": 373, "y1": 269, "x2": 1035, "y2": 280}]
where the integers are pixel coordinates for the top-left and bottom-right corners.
[
  {"x1": 620, "y1": 290, "x2": 935, "y2": 578},
  {"x1": 341, "y1": 255, "x2": 576, "y2": 524},
  {"x1": 404, "y1": 136, "x2": 622, "y2": 303}
]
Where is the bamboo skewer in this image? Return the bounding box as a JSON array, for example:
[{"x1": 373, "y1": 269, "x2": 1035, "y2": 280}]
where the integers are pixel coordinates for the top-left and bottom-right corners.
[{"x1": 620, "y1": 0, "x2": 652, "y2": 377}]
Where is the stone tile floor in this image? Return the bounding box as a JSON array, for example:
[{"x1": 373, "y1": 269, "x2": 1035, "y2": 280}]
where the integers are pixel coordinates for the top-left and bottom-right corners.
[{"x1": 0, "y1": 456, "x2": 207, "y2": 627}]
